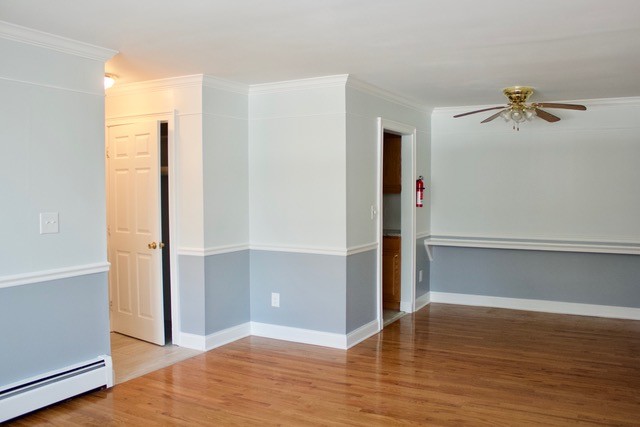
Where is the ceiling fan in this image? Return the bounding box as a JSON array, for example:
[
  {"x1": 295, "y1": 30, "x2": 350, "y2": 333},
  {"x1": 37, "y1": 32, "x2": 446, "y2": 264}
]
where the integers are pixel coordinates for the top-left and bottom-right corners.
[{"x1": 453, "y1": 86, "x2": 587, "y2": 131}]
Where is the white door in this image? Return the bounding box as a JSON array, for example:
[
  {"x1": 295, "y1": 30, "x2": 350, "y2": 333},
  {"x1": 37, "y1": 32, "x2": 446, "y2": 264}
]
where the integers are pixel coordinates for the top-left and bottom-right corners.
[{"x1": 107, "y1": 121, "x2": 165, "y2": 345}]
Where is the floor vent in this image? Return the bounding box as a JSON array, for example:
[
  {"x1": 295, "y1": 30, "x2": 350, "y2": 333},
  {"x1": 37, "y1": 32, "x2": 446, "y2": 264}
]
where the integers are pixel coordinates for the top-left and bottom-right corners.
[{"x1": 0, "y1": 355, "x2": 113, "y2": 422}]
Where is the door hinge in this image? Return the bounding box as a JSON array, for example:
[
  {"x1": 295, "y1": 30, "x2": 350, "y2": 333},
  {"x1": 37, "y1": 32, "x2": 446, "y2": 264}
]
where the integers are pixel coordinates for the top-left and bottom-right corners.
[
  {"x1": 109, "y1": 300, "x2": 113, "y2": 310},
  {"x1": 106, "y1": 147, "x2": 110, "y2": 159}
]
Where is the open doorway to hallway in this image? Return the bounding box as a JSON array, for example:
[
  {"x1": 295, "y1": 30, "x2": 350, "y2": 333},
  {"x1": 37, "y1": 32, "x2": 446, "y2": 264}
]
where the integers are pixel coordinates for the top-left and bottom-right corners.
[
  {"x1": 382, "y1": 131, "x2": 404, "y2": 326},
  {"x1": 378, "y1": 120, "x2": 417, "y2": 329}
]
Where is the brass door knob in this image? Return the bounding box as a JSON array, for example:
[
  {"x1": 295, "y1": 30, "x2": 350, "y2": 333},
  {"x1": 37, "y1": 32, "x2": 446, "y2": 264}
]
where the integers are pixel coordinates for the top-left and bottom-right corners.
[
  {"x1": 159, "y1": 242, "x2": 165, "y2": 248},
  {"x1": 148, "y1": 242, "x2": 157, "y2": 249}
]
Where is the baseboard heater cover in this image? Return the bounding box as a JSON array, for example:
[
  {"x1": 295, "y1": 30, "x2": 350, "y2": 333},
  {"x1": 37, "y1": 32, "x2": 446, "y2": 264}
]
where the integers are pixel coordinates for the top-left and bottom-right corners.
[{"x1": 0, "y1": 355, "x2": 113, "y2": 422}]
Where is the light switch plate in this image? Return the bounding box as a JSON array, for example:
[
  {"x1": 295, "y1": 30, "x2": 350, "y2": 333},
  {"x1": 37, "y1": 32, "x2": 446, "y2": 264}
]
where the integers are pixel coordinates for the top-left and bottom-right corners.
[{"x1": 40, "y1": 212, "x2": 59, "y2": 234}]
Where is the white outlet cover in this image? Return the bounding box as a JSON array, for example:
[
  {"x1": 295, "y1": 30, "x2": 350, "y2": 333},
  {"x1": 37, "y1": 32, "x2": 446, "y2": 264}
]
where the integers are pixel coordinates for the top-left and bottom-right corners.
[
  {"x1": 271, "y1": 292, "x2": 280, "y2": 308},
  {"x1": 40, "y1": 212, "x2": 59, "y2": 234}
]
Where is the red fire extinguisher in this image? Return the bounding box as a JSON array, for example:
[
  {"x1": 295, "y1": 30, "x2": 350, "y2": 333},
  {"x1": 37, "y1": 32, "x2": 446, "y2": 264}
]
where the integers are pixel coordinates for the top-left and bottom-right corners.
[{"x1": 416, "y1": 176, "x2": 425, "y2": 207}]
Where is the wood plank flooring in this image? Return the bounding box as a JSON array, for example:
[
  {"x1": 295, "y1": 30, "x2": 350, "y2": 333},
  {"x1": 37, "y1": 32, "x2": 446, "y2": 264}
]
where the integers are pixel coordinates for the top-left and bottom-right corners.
[
  {"x1": 9, "y1": 304, "x2": 640, "y2": 426},
  {"x1": 110, "y1": 333, "x2": 201, "y2": 384}
]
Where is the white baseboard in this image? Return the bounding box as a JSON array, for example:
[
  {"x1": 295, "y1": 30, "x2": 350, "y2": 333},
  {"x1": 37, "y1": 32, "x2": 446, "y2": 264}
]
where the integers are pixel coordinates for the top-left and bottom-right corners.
[
  {"x1": 429, "y1": 292, "x2": 640, "y2": 320},
  {"x1": 415, "y1": 292, "x2": 431, "y2": 311},
  {"x1": 400, "y1": 301, "x2": 413, "y2": 313},
  {"x1": 179, "y1": 322, "x2": 251, "y2": 351},
  {"x1": 346, "y1": 320, "x2": 379, "y2": 348},
  {"x1": 180, "y1": 321, "x2": 379, "y2": 351},
  {"x1": 251, "y1": 322, "x2": 348, "y2": 349}
]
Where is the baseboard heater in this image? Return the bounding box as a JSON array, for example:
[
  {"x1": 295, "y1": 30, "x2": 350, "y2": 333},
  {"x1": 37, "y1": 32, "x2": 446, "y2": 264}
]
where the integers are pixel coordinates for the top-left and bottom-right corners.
[{"x1": 0, "y1": 355, "x2": 113, "y2": 423}]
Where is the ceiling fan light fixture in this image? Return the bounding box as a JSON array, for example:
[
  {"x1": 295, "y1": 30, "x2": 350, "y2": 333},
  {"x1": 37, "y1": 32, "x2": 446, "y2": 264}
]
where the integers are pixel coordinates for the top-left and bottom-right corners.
[{"x1": 453, "y1": 86, "x2": 585, "y2": 130}]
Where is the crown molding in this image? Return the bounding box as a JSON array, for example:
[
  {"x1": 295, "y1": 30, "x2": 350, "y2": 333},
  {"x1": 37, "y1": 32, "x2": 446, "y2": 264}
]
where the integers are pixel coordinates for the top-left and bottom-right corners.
[
  {"x1": 0, "y1": 20, "x2": 116, "y2": 62},
  {"x1": 106, "y1": 74, "x2": 205, "y2": 95},
  {"x1": 203, "y1": 75, "x2": 249, "y2": 94},
  {"x1": 346, "y1": 75, "x2": 429, "y2": 112},
  {"x1": 249, "y1": 74, "x2": 349, "y2": 95}
]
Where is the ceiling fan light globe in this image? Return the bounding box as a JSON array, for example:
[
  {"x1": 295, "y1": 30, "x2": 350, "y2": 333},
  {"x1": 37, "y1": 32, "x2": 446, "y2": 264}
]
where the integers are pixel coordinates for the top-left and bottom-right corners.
[
  {"x1": 511, "y1": 110, "x2": 526, "y2": 123},
  {"x1": 525, "y1": 108, "x2": 536, "y2": 121}
]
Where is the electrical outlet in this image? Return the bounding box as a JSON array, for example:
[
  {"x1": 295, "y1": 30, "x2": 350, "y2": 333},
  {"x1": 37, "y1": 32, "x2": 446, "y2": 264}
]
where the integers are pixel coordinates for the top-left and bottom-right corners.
[
  {"x1": 271, "y1": 292, "x2": 280, "y2": 308},
  {"x1": 419, "y1": 270, "x2": 423, "y2": 282}
]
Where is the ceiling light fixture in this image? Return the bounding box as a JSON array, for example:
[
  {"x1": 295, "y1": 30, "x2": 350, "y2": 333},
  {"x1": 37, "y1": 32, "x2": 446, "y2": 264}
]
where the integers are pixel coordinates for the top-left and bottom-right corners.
[
  {"x1": 104, "y1": 73, "x2": 118, "y2": 89},
  {"x1": 453, "y1": 86, "x2": 587, "y2": 131}
]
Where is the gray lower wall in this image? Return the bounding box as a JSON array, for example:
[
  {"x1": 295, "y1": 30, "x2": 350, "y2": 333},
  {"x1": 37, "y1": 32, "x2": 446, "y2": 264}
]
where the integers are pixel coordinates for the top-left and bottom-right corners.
[
  {"x1": 250, "y1": 250, "x2": 346, "y2": 334},
  {"x1": 180, "y1": 251, "x2": 251, "y2": 336},
  {"x1": 0, "y1": 273, "x2": 110, "y2": 387},
  {"x1": 430, "y1": 246, "x2": 640, "y2": 308},
  {"x1": 416, "y1": 237, "x2": 430, "y2": 299},
  {"x1": 178, "y1": 255, "x2": 206, "y2": 335},
  {"x1": 205, "y1": 250, "x2": 250, "y2": 334},
  {"x1": 346, "y1": 249, "x2": 376, "y2": 333}
]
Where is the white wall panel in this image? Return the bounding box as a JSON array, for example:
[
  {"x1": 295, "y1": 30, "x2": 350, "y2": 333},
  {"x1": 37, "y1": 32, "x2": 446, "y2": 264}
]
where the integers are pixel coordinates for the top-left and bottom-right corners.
[
  {"x1": 0, "y1": 55, "x2": 107, "y2": 276},
  {"x1": 431, "y1": 99, "x2": 640, "y2": 243},
  {"x1": 249, "y1": 113, "x2": 347, "y2": 249},
  {"x1": 203, "y1": 114, "x2": 249, "y2": 248}
]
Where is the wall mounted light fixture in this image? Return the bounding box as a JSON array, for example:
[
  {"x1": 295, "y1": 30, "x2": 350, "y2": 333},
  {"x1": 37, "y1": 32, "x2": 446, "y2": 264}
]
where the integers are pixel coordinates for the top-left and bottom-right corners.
[{"x1": 104, "y1": 73, "x2": 117, "y2": 89}]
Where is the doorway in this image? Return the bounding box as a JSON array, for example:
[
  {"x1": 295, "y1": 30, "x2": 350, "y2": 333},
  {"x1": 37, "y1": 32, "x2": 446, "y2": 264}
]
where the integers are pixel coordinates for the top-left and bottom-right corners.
[
  {"x1": 377, "y1": 119, "x2": 417, "y2": 330},
  {"x1": 106, "y1": 118, "x2": 192, "y2": 382}
]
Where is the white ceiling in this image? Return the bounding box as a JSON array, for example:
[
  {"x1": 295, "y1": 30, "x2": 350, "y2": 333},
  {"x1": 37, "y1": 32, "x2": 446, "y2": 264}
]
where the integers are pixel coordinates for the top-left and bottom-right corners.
[{"x1": 2, "y1": 0, "x2": 640, "y2": 108}]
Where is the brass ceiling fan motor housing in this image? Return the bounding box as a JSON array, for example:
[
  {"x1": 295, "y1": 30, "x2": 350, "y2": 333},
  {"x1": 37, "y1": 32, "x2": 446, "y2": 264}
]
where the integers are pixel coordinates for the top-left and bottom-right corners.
[{"x1": 503, "y1": 86, "x2": 534, "y2": 106}]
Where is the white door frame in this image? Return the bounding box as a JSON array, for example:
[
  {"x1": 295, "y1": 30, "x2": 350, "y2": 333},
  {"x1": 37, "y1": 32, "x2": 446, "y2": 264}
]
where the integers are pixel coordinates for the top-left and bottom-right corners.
[
  {"x1": 376, "y1": 118, "x2": 417, "y2": 331},
  {"x1": 106, "y1": 111, "x2": 181, "y2": 345}
]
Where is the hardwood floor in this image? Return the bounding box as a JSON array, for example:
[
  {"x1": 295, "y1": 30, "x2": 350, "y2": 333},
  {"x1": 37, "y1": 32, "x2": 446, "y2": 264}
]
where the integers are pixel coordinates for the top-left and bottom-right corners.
[
  {"x1": 110, "y1": 333, "x2": 202, "y2": 384},
  {"x1": 10, "y1": 304, "x2": 640, "y2": 426}
]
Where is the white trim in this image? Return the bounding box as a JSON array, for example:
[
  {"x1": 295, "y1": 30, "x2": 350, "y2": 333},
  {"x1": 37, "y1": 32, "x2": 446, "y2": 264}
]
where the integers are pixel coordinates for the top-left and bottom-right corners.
[
  {"x1": 250, "y1": 74, "x2": 349, "y2": 95},
  {"x1": 400, "y1": 301, "x2": 414, "y2": 313},
  {"x1": 376, "y1": 118, "x2": 418, "y2": 325},
  {"x1": 0, "y1": 75, "x2": 104, "y2": 97},
  {"x1": 0, "y1": 20, "x2": 117, "y2": 61},
  {"x1": 0, "y1": 262, "x2": 110, "y2": 289},
  {"x1": 178, "y1": 323, "x2": 251, "y2": 351},
  {"x1": 177, "y1": 332, "x2": 206, "y2": 351},
  {"x1": 205, "y1": 322, "x2": 251, "y2": 350},
  {"x1": 429, "y1": 292, "x2": 640, "y2": 321},
  {"x1": 416, "y1": 232, "x2": 431, "y2": 240},
  {"x1": 203, "y1": 75, "x2": 249, "y2": 94},
  {"x1": 346, "y1": 76, "x2": 428, "y2": 112},
  {"x1": 106, "y1": 75, "x2": 205, "y2": 96},
  {"x1": 346, "y1": 242, "x2": 378, "y2": 256},
  {"x1": 177, "y1": 244, "x2": 250, "y2": 257},
  {"x1": 415, "y1": 292, "x2": 431, "y2": 312},
  {"x1": 105, "y1": 111, "x2": 175, "y2": 124},
  {"x1": 425, "y1": 235, "x2": 640, "y2": 256},
  {"x1": 346, "y1": 320, "x2": 379, "y2": 348},
  {"x1": 251, "y1": 322, "x2": 348, "y2": 349},
  {"x1": 179, "y1": 321, "x2": 378, "y2": 351},
  {"x1": 249, "y1": 242, "x2": 377, "y2": 256}
]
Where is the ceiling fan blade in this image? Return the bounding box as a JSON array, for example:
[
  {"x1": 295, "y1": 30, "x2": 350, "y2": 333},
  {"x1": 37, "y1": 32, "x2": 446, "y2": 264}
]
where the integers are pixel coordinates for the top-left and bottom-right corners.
[
  {"x1": 534, "y1": 102, "x2": 586, "y2": 111},
  {"x1": 453, "y1": 106, "x2": 506, "y2": 118},
  {"x1": 481, "y1": 110, "x2": 506, "y2": 123},
  {"x1": 534, "y1": 108, "x2": 561, "y2": 122}
]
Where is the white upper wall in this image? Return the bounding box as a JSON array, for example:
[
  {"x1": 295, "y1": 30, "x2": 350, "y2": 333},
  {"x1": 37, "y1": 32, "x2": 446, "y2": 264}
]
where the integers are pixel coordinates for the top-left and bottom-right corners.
[
  {"x1": 0, "y1": 31, "x2": 114, "y2": 277},
  {"x1": 202, "y1": 79, "x2": 249, "y2": 249},
  {"x1": 249, "y1": 76, "x2": 348, "y2": 252},
  {"x1": 431, "y1": 98, "x2": 640, "y2": 243}
]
